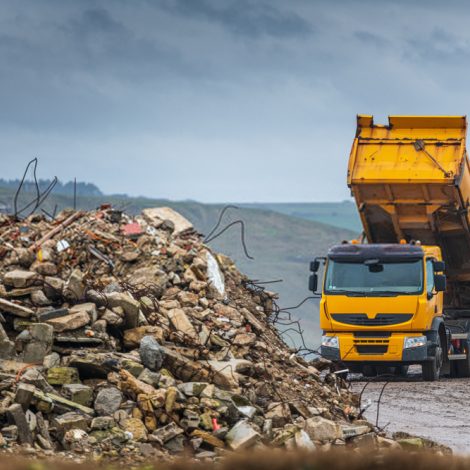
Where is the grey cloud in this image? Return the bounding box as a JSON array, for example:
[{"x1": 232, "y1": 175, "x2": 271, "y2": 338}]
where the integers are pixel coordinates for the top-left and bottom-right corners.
[{"x1": 161, "y1": 0, "x2": 313, "y2": 38}]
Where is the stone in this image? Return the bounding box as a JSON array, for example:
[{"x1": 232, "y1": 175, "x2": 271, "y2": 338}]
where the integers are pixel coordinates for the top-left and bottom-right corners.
[
  {"x1": 1, "y1": 425, "x2": 18, "y2": 441},
  {"x1": 214, "y1": 304, "x2": 244, "y2": 323},
  {"x1": 101, "y1": 309, "x2": 123, "y2": 327},
  {"x1": 0, "y1": 322, "x2": 14, "y2": 359},
  {"x1": 118, "y1": 369, "x2": 156, "y2": 396},
  {"x1": 177, "y1": 291, "x2": 199, "y2": 307},
  {"x1": 53, "y1": 412, "x2": 89, "y2": 439},
  {"x1": 47, "y1": 367, "x2": 80, "y2": 385},
  {"x1": 163, "y1": 348, "x2": 210, "y2": 383},
  {"x1": 124, "y1": 326, "x2": 165, "y2": 349},
  {"x1": 91, "y1": 416, "x2": 115, "y2": 430},
  {"x1": 30, "y1": 290, "x2": 51, "y2": 306},
  {"x1": 177, "y1": 382, "x2": 208, "y2": 397},
  {"x1": 0, "y1": 298, "x2": 34, "y2": 318},
  {"x1": 167, "y1": 308, "x2": 197, "y2": 339},
  {"x1": 14, "y1": 383, "x2": 36, "y2": 410},
  {"x1": 43, "y1": 352, "x2": 60, "y2": 369},
  {"x1": 341, "y1": 424, "x2": 370, "y2": 439},
  {"x1": 46, "y1": 310, "x2": 90, "y2": 332},
  {"x1": 142, "y1": 207, "x2": 193, "y2": 235},
  {"x1": 265, "y1": 402, "x2": 291, "y2": 428},
  {"x1": 138, "y1": 369, "x2": 161, "y2": 387},
  {"x1": 294, "y1": 430, "x2": 316, "y2": 450},
  {"x1": 4, "y1": 270, "x2": 37, "y2": 288},
  {"x1": 64, "y1": 269, "x2": 85, "y2": 301},
  {"x1": 62, "y1": 384, "x2": 93, "y2": 407},
  {"x1": 43, "y1": 276, "x2": 65, "y2": 299},
  {"x1": 351, "y1": 432, "x2": 377, "y2": 448},
  {"x1": 70, "y1": 302, "x2": 98, "y2": 323},
  {"x1": 139, "y1": 335, "x2": 165, "y2": 371},
  {"x1": 225, "y1": 420, "x2": 260, "y2": 450},
  {"x1": 104, "y1": 292, "x2": 140, "y2": 328},
  {"x1": 377, "y1": 436, "x2": 402, "y2": 449},
  {"x1": 62, "y1": 428, "x2": 90, "y2": 452},
  {"x1": 397, "y1": 437, "x2": 425, "y2": 449},
  {"x1": 207, "y1": 358, "x2": 253, "y2": 391},
  {"x1": 94, "y1": 387, "x2": 123, "y2": 416},
  {"x1": 6, "y1": 404, "x2": 33, "y2": 444},
  {"x1": 233, "y1": 332, "x2": 257, "y2": 346},
  {"x1": 191, "y1": 429, "x2": 224, "y2": 448},
  {"x1": 19, "y1": 323, "x2": 53, "y2": 363},
  {"x1": 151, "y1": 422, "x2": 184, "y2": 444},
  {"x1": 304, "y1": 417, "x2": 343, "y2": 442},
  {"x1": 122, "y1": 417, "x2": 148, "y2": 441}
]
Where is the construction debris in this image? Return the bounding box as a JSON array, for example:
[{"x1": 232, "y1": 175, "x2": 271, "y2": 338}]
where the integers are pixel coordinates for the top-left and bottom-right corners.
[{"x1": 0, "y1": 207, "x2": 445, "y2": 463}]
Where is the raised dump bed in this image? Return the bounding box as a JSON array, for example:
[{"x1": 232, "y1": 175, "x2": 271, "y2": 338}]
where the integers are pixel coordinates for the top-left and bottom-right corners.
[{"x1": 348, "y1": 115, "x2": 470, "y2": 309}]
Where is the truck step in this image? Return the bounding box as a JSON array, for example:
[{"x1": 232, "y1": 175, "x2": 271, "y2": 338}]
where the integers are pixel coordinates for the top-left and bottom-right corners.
[
  {"x1": 448, "y1": 354, "x2": 468, "y2": 360},
  {"x1": 451, "y1": 333, "x2": 468, "y2": 340}
]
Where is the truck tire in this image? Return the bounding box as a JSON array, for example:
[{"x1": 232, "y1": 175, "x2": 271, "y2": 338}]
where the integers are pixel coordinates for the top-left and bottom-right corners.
[
  {"x1": 422, "y1": 336, "x2": 442, "y2": 382},
  {"x1": 362, "y1": 365, "x2": 377, "y2": 377}
]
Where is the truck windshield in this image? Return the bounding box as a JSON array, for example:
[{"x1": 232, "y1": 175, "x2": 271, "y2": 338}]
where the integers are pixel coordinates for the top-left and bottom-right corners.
[{"x1": 324, "y1": 259, "x2": 423, "y2": 295}]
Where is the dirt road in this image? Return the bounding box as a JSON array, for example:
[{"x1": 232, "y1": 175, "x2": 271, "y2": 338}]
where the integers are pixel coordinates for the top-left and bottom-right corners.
[{"x1": 350, "y1": 366, "x2": 470, "y2": 453}]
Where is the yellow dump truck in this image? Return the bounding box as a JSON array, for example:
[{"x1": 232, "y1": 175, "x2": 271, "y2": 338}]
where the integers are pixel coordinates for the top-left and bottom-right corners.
[{"x1": 314, "y1": 115, "x2": 470, "y2": 380}]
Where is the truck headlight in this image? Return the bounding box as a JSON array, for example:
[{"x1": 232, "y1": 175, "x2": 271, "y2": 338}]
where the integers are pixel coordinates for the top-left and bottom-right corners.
[
  {"x1": 322, "y1": 335, "x2": 339, "y2": 348},
  {"x1": 404, "y1": 336, "x2": 427, "y2": 349}
]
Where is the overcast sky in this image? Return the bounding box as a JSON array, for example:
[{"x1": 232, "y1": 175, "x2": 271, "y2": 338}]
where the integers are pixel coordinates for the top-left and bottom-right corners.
[{"x1": 0, "y1": 0, "x2": 468, "y2": 202}]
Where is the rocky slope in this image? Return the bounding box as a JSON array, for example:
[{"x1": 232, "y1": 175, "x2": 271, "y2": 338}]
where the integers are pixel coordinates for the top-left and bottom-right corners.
[{"x1": 0, "y1": 206, "x2": 436, "y2": 462}]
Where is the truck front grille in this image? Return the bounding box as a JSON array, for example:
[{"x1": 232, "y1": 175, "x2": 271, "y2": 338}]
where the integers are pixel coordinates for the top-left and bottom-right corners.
[
  {"x1": 331, "y1": 313, "x2": 412, "y2": 326},
  {"x1": 355, "y1": 345, "x2": 388, "y2": 354}
]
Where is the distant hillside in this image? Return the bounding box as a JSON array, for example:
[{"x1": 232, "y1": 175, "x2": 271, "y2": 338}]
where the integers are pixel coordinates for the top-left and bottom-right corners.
[
  {"x1": 0, "y1": 186, "x2": 356, "y2": 347},
  {"x1": 240, "y1": 201, "x2": 362, "y2": 232},
  {"x1": 0, "y1": 178, "x2": 102, "y2": 197}
]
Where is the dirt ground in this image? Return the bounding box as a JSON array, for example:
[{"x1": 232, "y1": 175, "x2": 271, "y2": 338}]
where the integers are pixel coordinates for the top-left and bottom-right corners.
[{"x1": 350, "y1": 366, "x2": 470, "y2": 454}]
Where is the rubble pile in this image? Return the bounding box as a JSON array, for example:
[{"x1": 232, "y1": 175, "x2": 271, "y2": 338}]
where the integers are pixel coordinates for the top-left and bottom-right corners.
[{"x1": 0, "y1": 206, "x2": 400, "y2": 462}]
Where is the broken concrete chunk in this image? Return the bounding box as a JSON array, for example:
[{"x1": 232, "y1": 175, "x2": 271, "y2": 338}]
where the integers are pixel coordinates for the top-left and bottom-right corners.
[
  {"x1": 151, "y1": 422, "x2": 184, "y2": 444},
  {"x1": 124, "y1": 325, "x2": 164, "y2": 349},
  {"x1": 47, "y1": 367, "x2": 80, "y2": 385},
  {"x1": 14, "y1": 383, "x2": 36, "y2": 411},
  {"x1": 4, "y1": 270, "x2": 37, "y2": 288},
  {"x1": 139, "y1": 335, "x2": 165, "y2": 371},
  {"x1": 53, "y1": 412, "x2": 88, "y2": 439},
  {"x1": 167, "y1": 308, "x2": 197, "y2": 339},
  {"x1": 0, "y1": 298, "x2": 34, "y2": 318},
  {"x1": 94, "y1": 387, "x2": 123, "y2": 416},
  {"x1": 70, "y1": 302, "x2": 98, "y2": 323},
  {"x1": 225, "y1": 420, "x2": 260, "y2": 450},
  {"x1": 304, "y1": 416, "x2": 343, "y2": 442},
  {"x1": 142, "y1": 207, "x2": 193, "y2": 235},
  {"x1": 64, "y1": 269, "x2": 86, "y2": 301},
  {"x1": 7, "y1": 404, "x2": 33, "y2": 444},
  {"x1": 62, "y1": 384, "x2": 93, "y2": 407},
  {"x1": 46, "y1": 310, "x2": 90, "y2": 332}
]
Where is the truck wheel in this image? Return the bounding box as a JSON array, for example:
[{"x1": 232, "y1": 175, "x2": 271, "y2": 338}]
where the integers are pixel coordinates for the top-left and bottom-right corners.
[
  {"x1": 456, "y1": 340, "x2": 470, "y2": 378},
  {"x1": 362, "y1": 365, "x2": 377, "y2": 377},
  {"x1": 422, "y1": 336, "x2": 442, "y2": 382}
]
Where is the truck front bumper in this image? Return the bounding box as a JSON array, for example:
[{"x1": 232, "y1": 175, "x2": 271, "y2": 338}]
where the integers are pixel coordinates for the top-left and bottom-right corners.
[{"x1": 321, "y1": 332, "x2": 429, "y2": 364}]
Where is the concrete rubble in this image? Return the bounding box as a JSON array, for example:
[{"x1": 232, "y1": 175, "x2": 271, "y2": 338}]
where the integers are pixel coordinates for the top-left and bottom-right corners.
[{"x1": 0, "y1": 207, "x2": 448, "y2": 463}]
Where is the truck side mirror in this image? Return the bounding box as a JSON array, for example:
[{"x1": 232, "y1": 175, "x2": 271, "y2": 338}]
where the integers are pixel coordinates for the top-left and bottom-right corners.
[
  {"x1": 433, "y1": 261, "x2": 445, "y2": 272},
  {"x1": 310, "y1": 260, "x2": 320, "y2": 272},
  {"x1": 434, "y1": 274, "x2": 446, "y2": 292},
  {"x1": 309, "y1": 274, "x2": 318, "y2": 293}
]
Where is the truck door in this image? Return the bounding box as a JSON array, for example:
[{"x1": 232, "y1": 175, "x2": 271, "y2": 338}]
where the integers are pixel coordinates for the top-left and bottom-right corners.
[{"x1": 426, "y1": 259, "x2": 438, "y2": 320}]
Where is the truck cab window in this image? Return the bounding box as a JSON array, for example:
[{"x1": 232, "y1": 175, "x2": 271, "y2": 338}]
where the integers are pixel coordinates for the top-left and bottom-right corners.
[{"x1": 426, "y1": 259, "x2": 435, "y2": 295}]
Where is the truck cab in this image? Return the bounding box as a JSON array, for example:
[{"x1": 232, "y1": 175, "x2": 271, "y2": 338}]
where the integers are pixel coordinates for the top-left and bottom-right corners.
[{"x1": 317, "y1": 242, "x2": 446, "y2": 380}]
